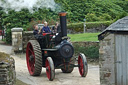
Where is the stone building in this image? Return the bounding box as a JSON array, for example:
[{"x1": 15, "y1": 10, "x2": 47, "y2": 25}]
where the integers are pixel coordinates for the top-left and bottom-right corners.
[{"x1": 98, "y1": 16, "x2": 128, "y2": 85}]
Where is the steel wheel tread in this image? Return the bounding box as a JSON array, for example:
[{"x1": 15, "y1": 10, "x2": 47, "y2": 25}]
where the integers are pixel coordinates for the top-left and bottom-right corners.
[{"x1": 26, "y1": 40, "x2": 42, "y2": 76}]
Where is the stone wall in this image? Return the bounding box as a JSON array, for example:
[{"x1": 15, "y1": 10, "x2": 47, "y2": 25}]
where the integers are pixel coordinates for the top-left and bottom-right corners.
[
  {"x1": 99, "y1": 34, "x2": 116, "y2": 85},
  {"x1": 22, "y1": 31, "x2": 35, "y2": 52},
  {"x1": 86, "y1": 25, "x2": 107, "y2": 33},
  {"x1": 72, "y1": 41, "x2": 99, "y2": 47},
  {"x1": 0, "y1": 52, "x2": 16, "y2": 85}
]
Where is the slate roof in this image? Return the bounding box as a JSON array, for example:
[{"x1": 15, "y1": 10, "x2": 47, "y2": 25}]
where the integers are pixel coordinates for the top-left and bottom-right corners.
[{"x1": 98, "y1": 16, "x2": 128, "y2": 40}]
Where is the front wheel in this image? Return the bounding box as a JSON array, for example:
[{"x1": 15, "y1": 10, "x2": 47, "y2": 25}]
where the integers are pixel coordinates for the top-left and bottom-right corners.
[
  {"x1": 45, "y1": 57, "x2": 55, "y2": 81},
  {"x1": 78, "y1": 53, "x2": 88, "y2": 77}
]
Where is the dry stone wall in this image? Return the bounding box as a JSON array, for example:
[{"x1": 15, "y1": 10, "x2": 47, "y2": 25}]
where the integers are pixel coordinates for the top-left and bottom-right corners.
[{"x1": 0, "y1": 52, "x2": 16, "y2": 85}]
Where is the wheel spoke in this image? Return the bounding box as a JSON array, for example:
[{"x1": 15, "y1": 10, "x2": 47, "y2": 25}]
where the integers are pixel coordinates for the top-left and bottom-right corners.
[
  {"x1": 29, "y1": 60, "x2": 34, "y2": 68},
  {"x1": 29, "y1": 48, "x2": 33, "y2": 53},
  {"x1": 28, "y1": 48, "x2": 35, "y2": 74},
  {"x1": 31, "y1": 61, "x2": 35, "y2": 65},
  {"x1": 81, "y1": 59, "x2": 84, "y2": 74},
  {"x1": 31, "y1": 64, "x2": 35, "y2": 72},
  {"x1": 46, "y1": 60, "x2": 51, "y2": 80},
  {"x1": 29, "y1": 48, "x2": 34, "y2": 55},
  {"x1": 78, "y1": 55, "x2": 85, "y2": 76}
]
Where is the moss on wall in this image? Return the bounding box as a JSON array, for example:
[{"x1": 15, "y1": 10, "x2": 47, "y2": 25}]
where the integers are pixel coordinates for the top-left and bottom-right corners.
[{"x1": 0, "y1": 52, "x2": 10, "y2": 62}]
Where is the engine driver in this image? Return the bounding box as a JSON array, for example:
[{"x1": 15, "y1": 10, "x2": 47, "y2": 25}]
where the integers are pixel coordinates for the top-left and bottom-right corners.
[
  {"x1": 33, "y1": 25, "x2": 40, "y2": 35},
  {"x1": 33, "y1": 24, "x2": 47, "y2": 48}
]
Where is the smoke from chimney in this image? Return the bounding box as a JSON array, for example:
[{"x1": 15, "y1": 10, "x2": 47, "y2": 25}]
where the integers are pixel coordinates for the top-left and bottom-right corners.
[{"x1": 0, "y1": 0, "x2": 59, "y2": 12}]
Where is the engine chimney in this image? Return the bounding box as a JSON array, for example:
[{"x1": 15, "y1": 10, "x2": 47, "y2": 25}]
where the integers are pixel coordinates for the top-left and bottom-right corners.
[{"x1": 59, "y1": 12, "x2": 67, "y2": 37}]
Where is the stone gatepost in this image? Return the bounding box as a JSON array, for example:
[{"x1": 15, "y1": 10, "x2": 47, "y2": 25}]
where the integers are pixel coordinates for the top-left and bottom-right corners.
[{"x1": 11, "y1": 28, "x2": 23, "y2": 53}]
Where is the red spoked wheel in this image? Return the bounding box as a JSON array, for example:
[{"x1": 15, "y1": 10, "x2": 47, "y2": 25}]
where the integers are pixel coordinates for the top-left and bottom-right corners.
[
  {"x1": 78, "y1": 53, "x2": 88, "y2": 77},
  {"x1": 45, "y1": 57, "x2": 55, "y2": 81},
  {"x1": 26, "y1": 40, "x2": 42, "y2": 76}
]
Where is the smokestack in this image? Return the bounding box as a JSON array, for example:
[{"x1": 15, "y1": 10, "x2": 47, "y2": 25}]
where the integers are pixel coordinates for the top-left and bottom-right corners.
[{"x1": 59, "y1": 12, "x2": 67, "y2": 37}]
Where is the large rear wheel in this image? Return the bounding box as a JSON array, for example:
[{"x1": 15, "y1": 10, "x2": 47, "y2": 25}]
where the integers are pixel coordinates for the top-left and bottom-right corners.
[
  {"x1": 78, "y1": 53, "x2": 88, "y2": 77},
  {"x1": 45, "y1": 57, "x2": 55, "y2": 81},
  {"x1": 26, "y1": 40, "x2": 42, "y2": 76}
]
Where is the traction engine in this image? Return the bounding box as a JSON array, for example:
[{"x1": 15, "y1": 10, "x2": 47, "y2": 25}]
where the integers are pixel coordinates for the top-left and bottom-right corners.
[{"x1": 26, "y1": 12, "x2": 88, "y2": 81}]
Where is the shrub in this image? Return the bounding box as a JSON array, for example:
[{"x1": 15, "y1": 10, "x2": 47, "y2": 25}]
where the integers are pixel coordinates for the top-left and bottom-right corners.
[
  {"x1": 6, "y1": 29, "x2": 12, "y2": 44},
  {"x1": 85, "y1": 13, "x2": 100, "y2": 22},
  {"x1": 100, "y1": 13, "x2": 112, "y2": 21},
  {"x1": 114, "y1": 12, "x2": 128, "y2": 22},
  {"x1": 73, "y1": 43, "x2": 99, "y2": 59}
]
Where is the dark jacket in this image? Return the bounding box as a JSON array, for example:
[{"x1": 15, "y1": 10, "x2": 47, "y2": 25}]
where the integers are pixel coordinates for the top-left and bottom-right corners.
[
  {"x1": 52, "y1": 25, "x2": 61, "y2": 33},
  {"x1": 33, "y1": 30, "x2": 39, "y2": 35},
  {"x1": 41, "y1": 26, "x2": 51, "y2": 33}
]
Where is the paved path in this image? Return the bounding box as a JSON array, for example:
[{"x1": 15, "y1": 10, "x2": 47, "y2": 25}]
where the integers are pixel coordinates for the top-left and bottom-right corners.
[
  {"x1": 0, "y1": 36, "x2": 12, "y2": 54},
  {"x1": 0, "y1": 36, "x2": 100, "y2": 85}
]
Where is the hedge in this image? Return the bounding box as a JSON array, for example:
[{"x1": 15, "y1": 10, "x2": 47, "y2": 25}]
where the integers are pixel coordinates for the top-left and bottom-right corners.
[
  {"x1": 67, "y1": 21, "x2": 113, "y2": 32},
  {"x1": 73, "y1": 43, "x2": 99, "y2": 59}
]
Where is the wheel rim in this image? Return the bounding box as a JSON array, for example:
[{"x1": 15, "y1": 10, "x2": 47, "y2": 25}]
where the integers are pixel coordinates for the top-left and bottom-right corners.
[
  {"x1": 26, "y1": 42, "x2": 35, "y2": 75},
  {"x1": 78, "y1": 56, "x2": 84, "y2": 76},
  {"x1": 46, "y1": 59, "x2": 51, "y2": 79}
]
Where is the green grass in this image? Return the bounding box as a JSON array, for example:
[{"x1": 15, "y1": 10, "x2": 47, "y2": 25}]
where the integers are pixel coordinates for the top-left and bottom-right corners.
[{"x1": 68, "y1": 33, "x2": 99, "y2": 42}]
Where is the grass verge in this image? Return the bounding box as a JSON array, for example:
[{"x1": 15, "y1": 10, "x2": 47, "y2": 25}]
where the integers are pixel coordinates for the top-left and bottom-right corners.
[{"x1": 68, "y1": 33, "x2": 99, "y2": 42}]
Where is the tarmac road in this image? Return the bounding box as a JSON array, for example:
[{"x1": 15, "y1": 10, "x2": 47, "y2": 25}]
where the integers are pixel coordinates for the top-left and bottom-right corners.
[{"x1": 0, "y1": 36, "x2": 100, "y2": 85}]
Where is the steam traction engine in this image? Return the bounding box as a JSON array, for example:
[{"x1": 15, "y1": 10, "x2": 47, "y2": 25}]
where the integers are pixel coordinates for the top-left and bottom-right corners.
[{"x1": 26, "y1": 12, "x2": 88, "y2": 81}]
